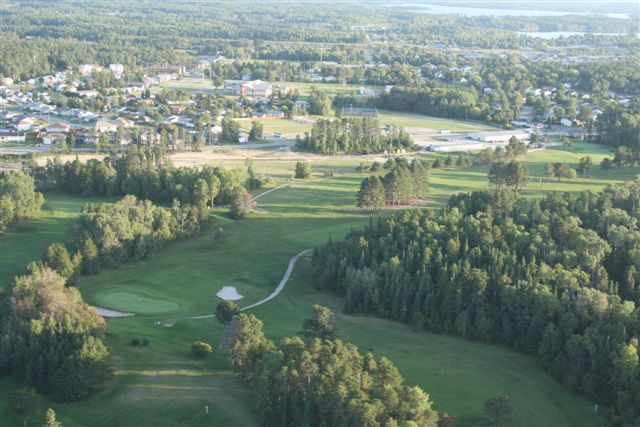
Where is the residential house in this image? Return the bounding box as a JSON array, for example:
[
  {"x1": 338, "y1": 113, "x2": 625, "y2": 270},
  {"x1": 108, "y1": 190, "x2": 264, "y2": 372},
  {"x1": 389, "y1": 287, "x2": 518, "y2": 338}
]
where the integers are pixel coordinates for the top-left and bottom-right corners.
[
  {"x1": 78, "y1": 90, "x2": 100, "y2": 98},
  {"x1": 359, "y1": 87, "x2": 377, "y2": 97},
  {"x1": 273, "y1": 83, "x2": 296, "y2": 96},
  {"x1": 156, "y1": 73, "x2": 177, "y2": 83},
  {"x1": 41, "y1": 75, "x2": 56, "y2": 87},
  {"x1": 147, "y1": 63, "x2": 186, "y2": 75},
  {"x1": 16, "y1": 117, "x2": 36, "y2": 132},
  {"x1": 42, "y1": 132, "x2": 67, "y2": 145},
  {"x1": 0, "y1": 130, "x2": 26, "y2": 143},
  {"x1": 94, "y1": 117, "x2": 134, "y2": 133},
  {"x1": 109, "y1": 64, "x2": 125, "y2": 79},
  {"x1": 79, "y1": 64, "x2": 103, "y2": 76},
  {"x1": 46, "y1": 123, "x2": 71, "y2": 133}
]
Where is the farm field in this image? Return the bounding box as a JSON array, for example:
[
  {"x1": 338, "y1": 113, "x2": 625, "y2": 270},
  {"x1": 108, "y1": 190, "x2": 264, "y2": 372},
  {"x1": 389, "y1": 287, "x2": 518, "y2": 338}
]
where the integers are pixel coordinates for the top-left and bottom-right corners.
[{"x1": 1, "y1": 143, "x2": 626, "y2": 426}]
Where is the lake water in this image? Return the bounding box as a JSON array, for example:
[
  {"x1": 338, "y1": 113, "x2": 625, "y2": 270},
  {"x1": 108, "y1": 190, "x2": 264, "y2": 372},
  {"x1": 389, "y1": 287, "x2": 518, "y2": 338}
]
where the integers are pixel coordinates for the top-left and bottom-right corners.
[
  {"x1": 402, "y1": 3, "x2": 631, "y2": 19},
  {"x1": 518, "y1": 31, "x2": 640, "y2": 39}
]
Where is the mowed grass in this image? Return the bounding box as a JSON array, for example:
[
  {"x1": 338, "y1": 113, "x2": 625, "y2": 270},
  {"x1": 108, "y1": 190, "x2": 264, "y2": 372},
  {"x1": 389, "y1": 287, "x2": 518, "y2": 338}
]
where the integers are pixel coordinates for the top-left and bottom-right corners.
[
  {"x1": 253, "y1": 262, "x2": 606, "y2": 427},
  {"x1": 0, "y1": 193, "x2": 111, "y2": 288},
  {"x1": 377, "y1": 110, "x2": 498, "y2": 131},
  {"x1": 283, "y1": 81, "x2": 384, "y2": 99},
  {"x1": 157, "y1": 77, "x2": 216, "y2": 94},
  {"x1": 1, "y1": 144, "x2": 625, "y2": 426},
  {"x1": 236, "y1": 117, "x2": 313, "y2": 136},
  {"x1": 94, "y1": 290, "x2": 179, "y2": 314}
]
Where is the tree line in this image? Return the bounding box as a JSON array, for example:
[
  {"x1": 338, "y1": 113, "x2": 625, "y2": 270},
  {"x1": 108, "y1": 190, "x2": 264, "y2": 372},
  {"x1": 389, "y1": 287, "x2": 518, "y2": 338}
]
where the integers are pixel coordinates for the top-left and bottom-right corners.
[
  {"x1": 312, "y1": 181, "x2": 640, "y2": 425},
  {"x1": 0, "y1": 193, "x2": 210, "y2": 406},
  {"x1": 296, "y1": 117, "x2": 414, "y2": 155},
  {"x1": 29, "y1": 147, "x2": 261, "y2": 217},
  {"x1": 0, "y1": 171, "x2": 44, "y2": 233},
  {"x1": 220, "y1": 307, "x2": 439, "y2": 426}
]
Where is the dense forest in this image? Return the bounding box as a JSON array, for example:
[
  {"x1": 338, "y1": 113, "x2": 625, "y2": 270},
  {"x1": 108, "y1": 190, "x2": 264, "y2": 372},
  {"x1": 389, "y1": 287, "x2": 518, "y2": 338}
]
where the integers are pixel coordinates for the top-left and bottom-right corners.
[
  {"x1": 297, "y1": 118, "x2": 413, "y2": 154},
  {"x1": 2, "y1": 1, "x2": 638, "y2": 81},
  {"x1": 220, "y1": 309, "x2": 439, "y2": 426},
  {"x1": 312, "y1": 181, "x2": 640, "y2": 425},
  {"x1": 597, "y1": 102, "x2": 640, "y2": 149},
  {"x1": 0, "y1": 171, "x2": 44, "y2": 233},
  {"x1": 357, "y1": 158, "x2": 429, "y2": 211},
  {"x1": 0, "y1": 265, "x2": 111, "y2": 402}
]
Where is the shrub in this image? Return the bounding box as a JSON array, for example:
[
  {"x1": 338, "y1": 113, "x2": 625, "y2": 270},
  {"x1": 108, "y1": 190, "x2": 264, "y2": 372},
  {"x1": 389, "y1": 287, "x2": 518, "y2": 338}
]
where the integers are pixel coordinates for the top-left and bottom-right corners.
[
  {"x1": 230, "y1": 188, "x2": 253, "y2": 219},
  {"x1": 142, "y1": 338, "x2": 150, "y2": 347},
  {"x1": 216, "y1": 300, "x2": 241, "y2": 324},
  {"x1": 11, "y1": 387, "x2": 40, "y2": 419},
  {"x1": 295, "y1": 161, "x2": 312, "y2": 179},
  {"x1": 192, "y1": 341, "x2": 213, "y2": 358},
  {"x1": 131, "y1": 336, "x2": 141, "y2": 346}
]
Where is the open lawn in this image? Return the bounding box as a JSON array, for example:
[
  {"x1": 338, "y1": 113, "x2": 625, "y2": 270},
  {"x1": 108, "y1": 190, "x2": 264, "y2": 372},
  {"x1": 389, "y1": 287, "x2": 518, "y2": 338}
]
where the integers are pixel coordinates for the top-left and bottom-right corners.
[
  {"x1": 1, "y1": 144, "x2": 625, "y2": 426},
  {"x1": 282, "y1": 81, "x2": 384, "y2": 99},
  {"x1": 236, "y1": 117, "x2": 313, "y2": 136},
  {"x1": 0, "y1": 193, "x2": 111, "y2": 288},
  {"x1": 377, "y1": 110, "x2": 498, "y2": 131},
  {"x1": 156, "y1": 77, "x2": 217, "y2": 94}
]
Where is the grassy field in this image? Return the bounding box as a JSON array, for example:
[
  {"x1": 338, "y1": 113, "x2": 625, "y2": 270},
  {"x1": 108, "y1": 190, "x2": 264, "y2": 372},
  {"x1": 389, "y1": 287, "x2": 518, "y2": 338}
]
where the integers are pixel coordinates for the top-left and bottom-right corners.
[
  {"x1": 281, "y1": 81, "x2": 384, "y2": 99},
  {"x1": 1, "y1": 143, "x2": 627, "y2": 426},
  {"x1": 156, "y1": 77, "x2": 381, "y2": 99},
  {"x1": 236, "y1": 117, "x2": 313, "y2": 136},
  {"x1": 0, "y1": 193, "x2": 112, "y2": 288},
  {"x1": 156, "y1": 77, "x2": 217, "y2": 94},
  {"x1": 377, "y1": 110, "x2": 498, "y2": 131}
]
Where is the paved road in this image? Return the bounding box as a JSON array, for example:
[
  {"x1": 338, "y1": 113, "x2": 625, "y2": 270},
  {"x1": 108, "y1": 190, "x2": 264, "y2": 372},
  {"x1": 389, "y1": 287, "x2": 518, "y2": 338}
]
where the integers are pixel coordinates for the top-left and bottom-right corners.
[
  {"x1": 253, "y1": 184, "x2": 290, "y2": 200},
  {"x1": 180, "y1": 248, "x2": 313, "y2": 322},
  {"x1": 241, "y1": 249, "x2": 312, "y2": 311}
]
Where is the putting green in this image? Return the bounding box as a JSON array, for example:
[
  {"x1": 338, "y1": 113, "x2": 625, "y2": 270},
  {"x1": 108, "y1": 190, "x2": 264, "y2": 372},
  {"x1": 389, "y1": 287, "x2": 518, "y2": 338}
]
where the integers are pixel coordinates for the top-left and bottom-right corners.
[{"x1": 94, "y1": 291, "x2": 179, "y2": 314}]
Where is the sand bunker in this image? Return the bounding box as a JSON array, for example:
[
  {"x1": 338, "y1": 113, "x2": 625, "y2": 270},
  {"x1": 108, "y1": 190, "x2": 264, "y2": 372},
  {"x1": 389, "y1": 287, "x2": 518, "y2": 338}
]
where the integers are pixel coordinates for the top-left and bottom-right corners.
[
  {"x1": 216, "y1": 286, "x2": 244, "y2": 301},
  {"x1": 93, "y1": 306, "x2": 135, "y2": 318}
]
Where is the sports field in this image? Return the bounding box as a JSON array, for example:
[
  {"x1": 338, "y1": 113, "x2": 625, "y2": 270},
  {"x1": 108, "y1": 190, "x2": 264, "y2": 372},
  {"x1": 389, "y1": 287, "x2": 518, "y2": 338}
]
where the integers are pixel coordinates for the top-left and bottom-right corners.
[
  {"x1": 377, "y1": 110, "x2": 498, "y2": 131},
  {"x1": 236, "y1": 118, "x2": 313, "y2": 136},
  {"x1": 0, "y1": 143, "x2": 622, "y2": 426}
]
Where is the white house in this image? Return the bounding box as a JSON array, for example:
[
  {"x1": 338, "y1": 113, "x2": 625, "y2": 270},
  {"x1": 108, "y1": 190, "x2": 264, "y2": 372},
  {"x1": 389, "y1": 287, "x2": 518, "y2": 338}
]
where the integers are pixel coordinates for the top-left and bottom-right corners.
[
  {"x1": 16, "y1": 117, "x2": 36, "y2": 132},
  {"x1": 78, "y1": 90, "x2": 99, "y2": 98},
  {"x1": 46, "y1": 123, "x2": 71, "y2": 133},
  {"x1": 0, "y1": 131, "x2": 25, "y2": 143},
  {"x1": 560, "y1": 118, "x2": 573, "y2": 127},
  {"x1": 109, "y1": 64, "x2": 124, "y2": 79},
  {"x1": 42, "y1": 133, "x2": 67, "y2": 145},
  {"x1": 79, "y1": 64, "x2": 103, "y2": 76},
  {"x1": 95, "y1": 117, "x2": 133, "y2": 133}
]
